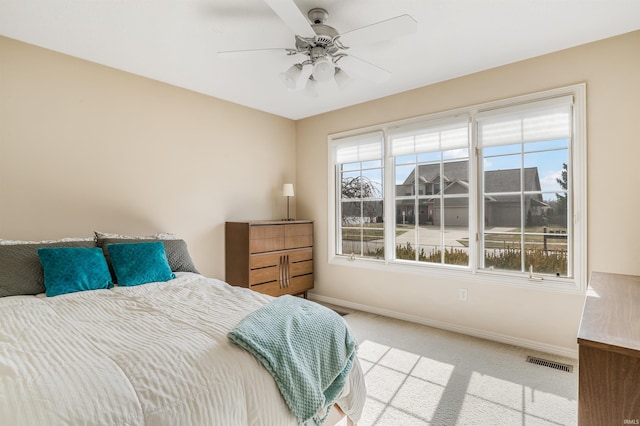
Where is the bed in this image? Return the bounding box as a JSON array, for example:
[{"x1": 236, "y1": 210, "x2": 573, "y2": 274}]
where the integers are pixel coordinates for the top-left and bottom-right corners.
[{"x1": 0, "y1": 234, "x2": 365, "y2": 425}]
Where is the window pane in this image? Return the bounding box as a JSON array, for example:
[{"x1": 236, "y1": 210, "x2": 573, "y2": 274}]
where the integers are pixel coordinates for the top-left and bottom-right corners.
[
  {"x1": 524, "y1": 150, "x2": 568, "y2": 193},
  {"x1": 443, "y1": 161, "x2": 469, "y2": 194},
  {"x1": 416, "y1": 198, "x2": 441, "y2": 264},
  {"x1": 341, "y1": 201, "x2": 361, "y2": 226},
  {"x1": 340, "y1": 225, "x2": 385, "y2": 259},
  {"x1": 524, "y1": 233, "x2": 568, "y2": 276},
  {"x1": 341, "y1": 228, "x2": 362, "y2": 256},
  {"x1": 395, "y1": 164, "x2": 415, "y2": 196},
  {"x1": 341, "y1": 172, "x2": 361, "y2": 199},
  {"x1": 363, "y1": 169, "x2": 383, "y2": 198},
  {"x1": 484, "y1": 154, "x2": 522, "y2": 193},
  {"x1": 442, "y1": 196, "x2": 468, "y2": 227},
  {"x1": 524, "y1": 194, "x2": 548, "y2": 227},
  {"x1": 484, "y1": 233, "x2": 522, "y2": 272},
  {"x1": 417, "y1": 242, "x2": 440, "y2": 263},
  {"x1": 396, "y1": 240, "x2": 420, "y2": 261},
  {"x1": 443, "y1": 197, "x2": 469, "y2": 266},
  {"x1": 544, "y1": 192, "x2": 568, "y2": 228},
  {"x1": 484, "y1": 196, "x2": 522, "y2": 231},
  {"x1": 396, "y1": 223, "x2": 417, "y2": 261},
  {"x1": 396, "y1": 199, "x2": 415, "y2": 226},
  {"x1": 362, "y1": 225, "x2": 385, "y2": 259},
  {"x1": 342, "y1": 174, "x2": 382, "y2": 199},
  {"x1": 362, "y1": 201, "x2": 383, "y2": 225}
]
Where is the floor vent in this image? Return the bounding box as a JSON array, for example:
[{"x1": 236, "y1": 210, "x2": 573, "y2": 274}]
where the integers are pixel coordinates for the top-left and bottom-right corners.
[{"x1": 526, "y1": 356, "x2": 573, "y2": 373}]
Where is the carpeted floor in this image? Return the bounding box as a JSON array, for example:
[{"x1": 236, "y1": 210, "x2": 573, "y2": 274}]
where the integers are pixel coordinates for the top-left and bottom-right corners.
[{"x1": 340, "y1": 310, "x2": 578, "y2": 426}]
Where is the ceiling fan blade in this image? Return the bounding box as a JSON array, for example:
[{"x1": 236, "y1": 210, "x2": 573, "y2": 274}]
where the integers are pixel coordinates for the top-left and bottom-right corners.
[
  {"x1": 263, "y1": 0, "x2": 316, "y2": 38},
  {"x1": 339, "y1": 14, "x2": 417, "y2": 47},
  {"x1": 217, "y1": 47, "x2": 294, "y2": 57},
  {"x1": 338, "y1": 55, "x2": 391, "y2": 84}
]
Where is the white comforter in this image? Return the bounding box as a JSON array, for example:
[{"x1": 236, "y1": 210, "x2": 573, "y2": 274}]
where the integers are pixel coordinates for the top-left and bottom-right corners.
[{"x1": 0, "y1": 273, "x2": 364, "y2": 425}]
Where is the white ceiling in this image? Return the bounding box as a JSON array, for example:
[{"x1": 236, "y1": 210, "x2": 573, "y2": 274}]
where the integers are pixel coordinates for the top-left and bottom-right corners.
[{"x1": 1, "y1": 0, "x2": 639, "y2": 120}]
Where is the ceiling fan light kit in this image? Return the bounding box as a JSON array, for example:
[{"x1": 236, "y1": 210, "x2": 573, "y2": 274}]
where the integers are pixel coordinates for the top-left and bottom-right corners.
[{"x1": 220, "y1": 1, "x2": 417, "y2": 94}]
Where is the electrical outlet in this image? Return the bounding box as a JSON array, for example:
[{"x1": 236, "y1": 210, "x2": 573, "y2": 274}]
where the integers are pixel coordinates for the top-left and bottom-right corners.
[{"x1": 459, "y1": 288, "x2": 468, "y2": 301}]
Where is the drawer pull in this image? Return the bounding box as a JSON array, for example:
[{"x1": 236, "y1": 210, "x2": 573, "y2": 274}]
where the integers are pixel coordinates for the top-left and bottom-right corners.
[
  {"x1": 285, "y1": 255, "x2": 290, "y2": 288},
  {"x1": 278, "y1": 254, "x2": 292, "y2": 288}
]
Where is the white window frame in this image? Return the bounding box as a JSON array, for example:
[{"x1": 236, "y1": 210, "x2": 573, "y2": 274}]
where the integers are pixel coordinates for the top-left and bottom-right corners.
[{"x1": 327, "y1": 84, "x2": 587, "y2": 293}]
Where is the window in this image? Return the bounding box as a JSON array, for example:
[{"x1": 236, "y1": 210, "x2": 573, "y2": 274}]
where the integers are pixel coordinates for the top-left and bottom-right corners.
[
  {"x1": 328, "y1": 85, "x2": 586, "y2": 290},
  {"x1": 478, "y1": 97, "x2": 573, "y2": 277},
  {"x1": 389, "y1": 117, "x2": 470, "y2": 266},
  {"x1": 333, "y1": 132, "x2": 384, "y2": 259}
]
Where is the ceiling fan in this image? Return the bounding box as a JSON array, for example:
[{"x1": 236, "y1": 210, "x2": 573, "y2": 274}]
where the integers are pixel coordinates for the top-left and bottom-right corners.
[{"x1": 218, "y1": 0, "x2": 417, "y2": 94}]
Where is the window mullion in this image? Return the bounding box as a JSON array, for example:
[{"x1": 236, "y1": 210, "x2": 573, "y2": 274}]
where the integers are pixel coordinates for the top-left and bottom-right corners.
[
  {"x1": 520, "y1": 146, "x2": 525, "y2": 274},
  {"x1": 469, "y1": 118, "x2": 479, "y2": 272},
  {"x1": 439, "y1": 154, "x2": 445, "y2": 264},
  {"x1": 384, "y1": 134, "x2": 395, "y2": 262}
]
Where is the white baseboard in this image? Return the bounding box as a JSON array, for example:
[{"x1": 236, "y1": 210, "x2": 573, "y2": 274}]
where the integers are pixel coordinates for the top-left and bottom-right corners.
[{"x1": 309, "y1": 294, "x2": 578, "y2": 360}]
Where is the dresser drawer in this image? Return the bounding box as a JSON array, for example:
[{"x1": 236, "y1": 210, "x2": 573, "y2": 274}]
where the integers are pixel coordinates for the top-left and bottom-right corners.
[
  {"x1": 250, "y1": 252, "x2": 281, "y2": 269},
  {"x1": 252, "y1": 274, "x2": 314, "y2": 297},
  {"x1": 250, "y1": 225, "x2": 284, "y2": 240},
  {"x1": 249, "y1": 225, "x2": 285, "y2": 253},
  {"x1": 249, "y1": 265, "x2": 279, "y2": 285},
  {"x1": 285, "y1": 223, "x2": 313, "y2": 249},
  {"x1": 250, "y1": 248, "x2": 312, "y2": 269},
  {"x1": 290, "y1": 259, "x2": 313, "y2": 277},
  {"x1": 287, "y1": 248, "x2": 312, "y2": 263},
  {"x1": 289, "y1": 274, "x2": 314, "y2": 294}
]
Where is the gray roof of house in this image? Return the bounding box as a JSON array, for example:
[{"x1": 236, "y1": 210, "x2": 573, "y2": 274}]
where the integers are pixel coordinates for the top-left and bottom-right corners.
[{"x1": 401, "y1": 160, "x2": 542, "y2": 193}]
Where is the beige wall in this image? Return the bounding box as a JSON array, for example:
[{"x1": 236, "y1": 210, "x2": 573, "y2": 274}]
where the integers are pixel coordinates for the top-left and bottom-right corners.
[
  {"x1": 296, "y1": 30, "x2": 640, "y2": 355},
  {"x1": 0, "y1": 36, "x2": 297, "y2": 279}
]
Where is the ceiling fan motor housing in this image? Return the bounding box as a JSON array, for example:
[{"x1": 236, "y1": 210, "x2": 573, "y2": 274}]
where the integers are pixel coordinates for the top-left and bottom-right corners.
[{"x1": 295, "y1": 24, "x2": 340, "y2": 54}]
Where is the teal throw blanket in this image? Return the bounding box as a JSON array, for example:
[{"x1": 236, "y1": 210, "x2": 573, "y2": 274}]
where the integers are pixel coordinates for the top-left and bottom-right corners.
[{"x1": 228, "y1": 295, "x2": 357, "y2": 425}]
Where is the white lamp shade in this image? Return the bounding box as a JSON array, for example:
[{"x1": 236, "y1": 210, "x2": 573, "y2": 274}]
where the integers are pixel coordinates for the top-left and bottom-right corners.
[
  {"x1": 305, "y1": 77, "x2": 319, "y2": 97},
  {"x1": 279, "y1": 65, "x2": 302, "y2": 90},
  {"x1": 311, "y1": 57, "x2": 335, "y2": 82},
  {"x1": 282, "y1": 183, "x2": 295, "y2": 197},
  {"x1": 334, "y1": 67, "x2": 351, "y2": 89}
]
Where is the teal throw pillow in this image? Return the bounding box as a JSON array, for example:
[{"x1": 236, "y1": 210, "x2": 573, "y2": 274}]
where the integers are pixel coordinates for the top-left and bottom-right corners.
[
  {"x1": 106, "y1": 242, "x2": 175, "y2": 286},
  {"x1": 38, "y1": 247, "x2": 113, "y2": 297}
]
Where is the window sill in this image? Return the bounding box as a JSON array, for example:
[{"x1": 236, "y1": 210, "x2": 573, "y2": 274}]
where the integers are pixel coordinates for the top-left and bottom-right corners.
[{"x1": 328, "y1": 255, "x2": 585, "y2": 294}]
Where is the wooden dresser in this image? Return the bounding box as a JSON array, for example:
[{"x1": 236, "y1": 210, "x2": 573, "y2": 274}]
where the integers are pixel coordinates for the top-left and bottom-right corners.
[
  {"x1": 577, "y1": 271, "x2": 640, "y2": 425},
  {"x1": 225, "y1": 220, "x2": 313, "y2": 297}
]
